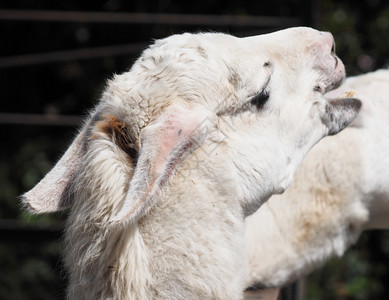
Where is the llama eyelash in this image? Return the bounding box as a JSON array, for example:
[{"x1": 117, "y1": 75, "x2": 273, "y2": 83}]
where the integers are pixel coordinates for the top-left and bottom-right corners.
[{"x1": 250, "y1": 87, "x2": 270, "y2": 109}]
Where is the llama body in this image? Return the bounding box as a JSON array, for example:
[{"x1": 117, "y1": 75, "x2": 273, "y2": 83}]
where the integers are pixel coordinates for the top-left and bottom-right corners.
[{"x1": 244, "y1": 69, "x2": 389, "y2": 288}]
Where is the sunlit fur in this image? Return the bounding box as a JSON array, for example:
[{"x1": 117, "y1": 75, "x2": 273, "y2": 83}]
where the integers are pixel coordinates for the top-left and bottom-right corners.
[{"x1": 23, "y1": 28, "x2": 360, "y2": 299}]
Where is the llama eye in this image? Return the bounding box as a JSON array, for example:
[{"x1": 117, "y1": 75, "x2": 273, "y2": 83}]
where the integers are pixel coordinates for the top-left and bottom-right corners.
[
  {"x1": 313, "y1": 84, "x2": 323, "y2": 93},
  {"x1": 250, "y1": 89, "x2": 270, "y2": 109}
]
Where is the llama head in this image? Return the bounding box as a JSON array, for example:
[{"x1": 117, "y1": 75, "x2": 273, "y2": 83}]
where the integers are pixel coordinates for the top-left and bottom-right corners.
[{"x1": 22, "y1": 28, "x2": 360, "y2": 223}]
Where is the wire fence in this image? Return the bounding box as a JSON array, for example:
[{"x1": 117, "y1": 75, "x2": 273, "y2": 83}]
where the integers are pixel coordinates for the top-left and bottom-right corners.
[{"x1": 0, "y1": 9, "x2": 302, "y2": 26}]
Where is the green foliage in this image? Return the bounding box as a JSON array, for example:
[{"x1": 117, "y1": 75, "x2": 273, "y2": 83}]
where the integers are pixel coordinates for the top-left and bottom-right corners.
[
  {"x1": 319, "y1": 0, "x2": 389, "y2": 75},
  {"x1": 369, "y1": 6, "x2": 389, "y2": 58},
  {"x1": 0, "y1": 241, "x2": 66, "y2": 300},
  {"x1": 305, "y1": 231, "x2": 389, "y2": 299}
]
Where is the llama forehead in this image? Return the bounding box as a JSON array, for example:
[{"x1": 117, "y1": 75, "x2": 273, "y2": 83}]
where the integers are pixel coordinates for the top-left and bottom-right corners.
[
  {"x1": 115, "y1": 33, "x2": 248, "y2": 116},
  {"x1": 151, "y1": 32, "x2": 237, "y2": 52},
  {"x1": 141, "y1": 33, "x2": 229, "y2": 65},
  {"x1": 246, "y1": 28, "x2": 331, "y2": 67}
]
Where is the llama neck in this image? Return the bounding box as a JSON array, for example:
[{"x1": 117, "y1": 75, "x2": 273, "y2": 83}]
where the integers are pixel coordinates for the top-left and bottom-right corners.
[
  {"x1": 138, "y1": 163, "x2": 246, "y2": 299},
  {"x1": 65, "y1": 142, "x2": 246, "y2": 299}
]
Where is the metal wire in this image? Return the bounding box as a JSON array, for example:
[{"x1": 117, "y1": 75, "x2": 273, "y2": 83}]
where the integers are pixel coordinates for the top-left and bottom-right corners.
[{"x1": 0, "y1": 10, "x2": 301, "y2": 27}]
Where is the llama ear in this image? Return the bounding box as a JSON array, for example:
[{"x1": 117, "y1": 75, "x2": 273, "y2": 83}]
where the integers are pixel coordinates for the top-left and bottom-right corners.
[
  {"x1": 322, "y1": 98, "x2": 362, "y2": 135},
  {"x1": 21, "y1": 114, "x2": 94, "y2": 213},
  {"x1": 111, "y1": 104, "x2": 212, "y2": 225}
]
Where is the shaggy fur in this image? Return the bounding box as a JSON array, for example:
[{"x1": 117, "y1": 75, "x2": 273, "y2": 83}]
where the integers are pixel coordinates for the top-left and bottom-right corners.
[
  {"x1": 23, "y1": 28, "x2": 360, "y2": 299},
  {"x1": 244, "y1": 69, "x2": 389, "y2": 288}
]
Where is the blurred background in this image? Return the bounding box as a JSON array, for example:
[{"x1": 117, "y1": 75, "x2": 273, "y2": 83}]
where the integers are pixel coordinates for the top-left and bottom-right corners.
[{"x1": 1, "y1": 0, "x2": 389, "y2": 299}]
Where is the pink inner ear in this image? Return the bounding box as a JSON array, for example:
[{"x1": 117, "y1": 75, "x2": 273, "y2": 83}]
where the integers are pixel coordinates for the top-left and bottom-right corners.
[
  {"x1": 154, "y1": 113, "x2": 197, "y2": 173},
  {"x1": 111, "y1": 104, "x2": 211, "y2": 225},
  {"x1": 154, "y1": 119, "x2": 181, "y2": 174}
]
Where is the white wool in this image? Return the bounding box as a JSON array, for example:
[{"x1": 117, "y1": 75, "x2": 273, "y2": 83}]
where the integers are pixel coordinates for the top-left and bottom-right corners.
[{"x1": 23, "y1": 28, "x2": 360, "y2": 299}]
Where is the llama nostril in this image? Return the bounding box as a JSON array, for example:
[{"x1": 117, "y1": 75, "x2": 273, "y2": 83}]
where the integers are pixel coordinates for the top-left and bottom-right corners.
[{"x1": 331, "y1": 42, "x2": 336, "y2": 54}]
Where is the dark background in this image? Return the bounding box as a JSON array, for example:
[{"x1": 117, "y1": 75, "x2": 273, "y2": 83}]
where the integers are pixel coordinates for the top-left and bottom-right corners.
[{"x1": 1, "y1": 1, "x2": 389, "y2": 299}]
